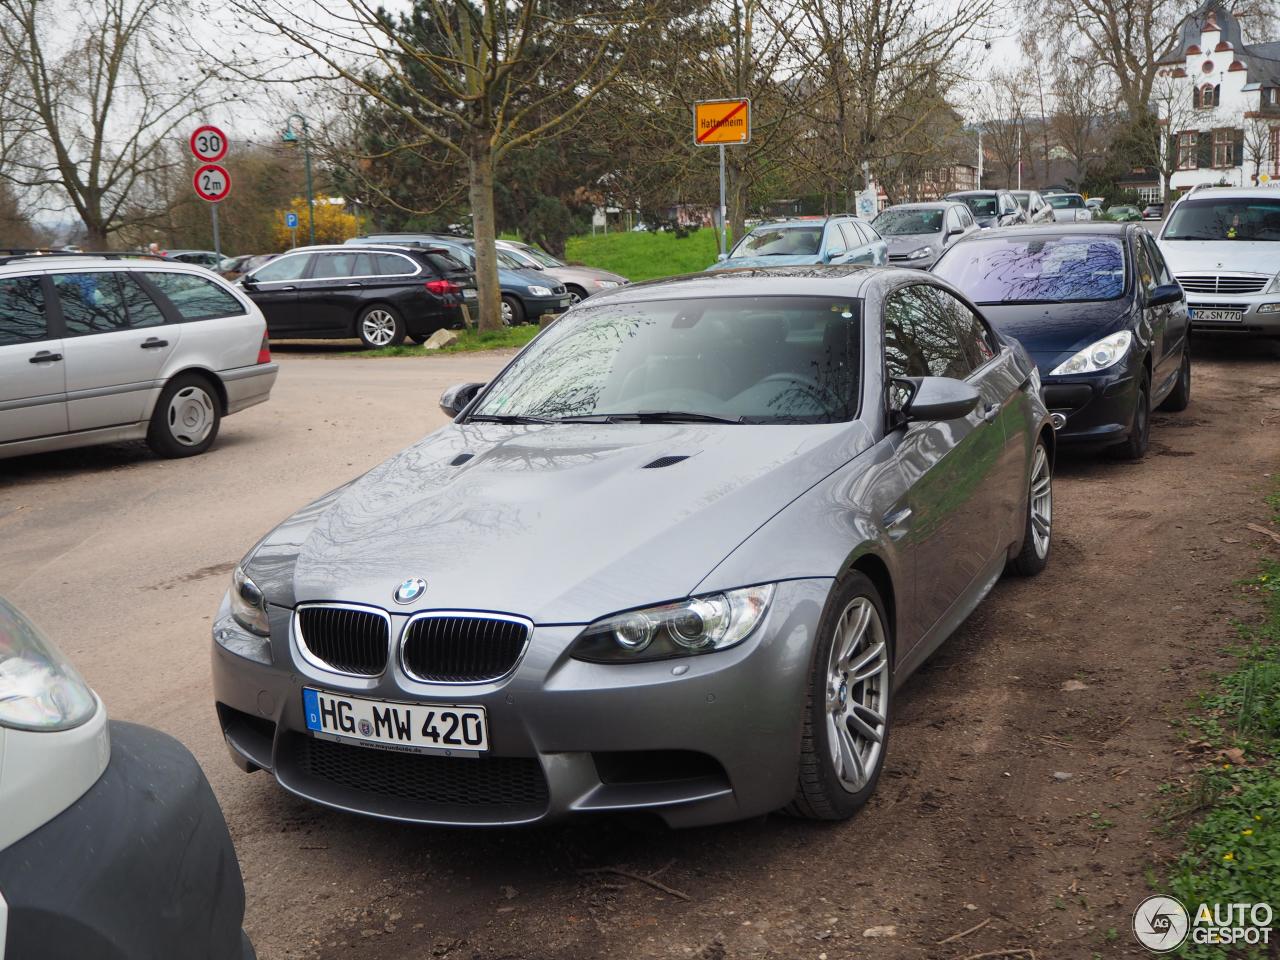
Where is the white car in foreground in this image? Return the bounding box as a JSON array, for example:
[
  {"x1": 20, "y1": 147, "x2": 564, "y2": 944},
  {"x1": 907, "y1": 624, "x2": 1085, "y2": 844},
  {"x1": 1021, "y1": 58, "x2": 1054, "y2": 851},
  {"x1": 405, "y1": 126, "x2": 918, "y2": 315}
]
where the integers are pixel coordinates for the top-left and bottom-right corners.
[
  {"x1": 0, "y1": 597, "x2": 254, "y2": 958},
  {"x1": 0, "y1": 253, "x2": 278, "y2": 461},
  {"x1": 1156, "y1": 186, "x2": 1280, "y2": 336}
]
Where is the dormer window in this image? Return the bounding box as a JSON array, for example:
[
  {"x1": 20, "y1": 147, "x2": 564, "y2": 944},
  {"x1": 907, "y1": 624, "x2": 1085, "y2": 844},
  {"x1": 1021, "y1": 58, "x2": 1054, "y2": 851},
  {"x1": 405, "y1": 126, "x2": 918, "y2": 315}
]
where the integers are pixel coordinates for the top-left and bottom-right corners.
[{"x1": 1197, "y1": 83, "x2": 1221, "y2": 108}]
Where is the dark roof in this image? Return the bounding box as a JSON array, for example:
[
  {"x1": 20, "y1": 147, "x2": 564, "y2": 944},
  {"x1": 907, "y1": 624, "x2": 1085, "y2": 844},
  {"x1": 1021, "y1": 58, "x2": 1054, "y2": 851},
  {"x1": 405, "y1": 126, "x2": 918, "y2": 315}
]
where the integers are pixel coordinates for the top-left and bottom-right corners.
[
  {"x1": 956, "y1": 223, "x2": 1135, "y2": 239},
  {"x1": 1157, "y1": 0, "x2": 1280, "y2": 84}
]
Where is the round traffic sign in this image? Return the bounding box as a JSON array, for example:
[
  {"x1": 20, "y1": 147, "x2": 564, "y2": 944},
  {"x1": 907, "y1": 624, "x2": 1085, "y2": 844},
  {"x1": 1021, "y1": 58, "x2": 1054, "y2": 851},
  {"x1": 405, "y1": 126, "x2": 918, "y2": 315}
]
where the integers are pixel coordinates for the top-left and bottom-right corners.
[
  {"x1": 189, "y1": 125, "x2": 228, "y2": 162},
  {"x1": 193, "y1": 163, "x2": 231, "y2": 202}
]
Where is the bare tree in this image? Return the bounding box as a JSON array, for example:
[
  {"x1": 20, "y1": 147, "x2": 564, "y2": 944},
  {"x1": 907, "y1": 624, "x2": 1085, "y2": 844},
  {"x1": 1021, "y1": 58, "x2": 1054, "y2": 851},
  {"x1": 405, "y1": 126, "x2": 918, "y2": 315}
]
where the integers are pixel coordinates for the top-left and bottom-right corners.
[
  {"x1": 972, "y1": 70, "x2": 1032, "y2": 189},
  {"x1": 1149, "y1": 69, "x2": 1206, "y2": 197},
  {"x1": 220, "y1": 0, "x2": 669, "y2": 331},
  {"x1": 1050, "y1": 56, "x2": 1112, "y2": 183},
  {"x1": 0, "y1": 0, "x2": 216, "y2": 248},
  {"x1": 1243, "y1": 115, "x2": 1278, "y2": 184}
]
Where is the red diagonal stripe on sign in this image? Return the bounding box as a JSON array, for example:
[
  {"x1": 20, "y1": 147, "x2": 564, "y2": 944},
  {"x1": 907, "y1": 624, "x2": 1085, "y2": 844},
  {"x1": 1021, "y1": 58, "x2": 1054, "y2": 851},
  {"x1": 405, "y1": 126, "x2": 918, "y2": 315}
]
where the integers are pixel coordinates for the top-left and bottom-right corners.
[{"x1": 697, "y1": 101, "x2": 747, "y2": 143}]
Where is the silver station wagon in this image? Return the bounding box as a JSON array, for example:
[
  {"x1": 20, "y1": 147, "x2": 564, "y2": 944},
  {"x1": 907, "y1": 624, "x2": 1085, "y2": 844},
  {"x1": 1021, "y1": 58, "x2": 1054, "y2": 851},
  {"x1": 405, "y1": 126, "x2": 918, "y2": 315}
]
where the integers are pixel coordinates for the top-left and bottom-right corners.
[{"x1": 0, "y1": 253, "x2": 278, "y2": 461}]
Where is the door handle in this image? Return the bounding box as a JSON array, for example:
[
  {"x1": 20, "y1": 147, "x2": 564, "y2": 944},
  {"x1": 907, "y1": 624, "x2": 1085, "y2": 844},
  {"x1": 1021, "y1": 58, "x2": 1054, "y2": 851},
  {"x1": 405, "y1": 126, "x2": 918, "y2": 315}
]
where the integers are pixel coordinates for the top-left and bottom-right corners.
[
  {"x1": 279, "y1": 285, "x2": 297, "y2": 291},
  {"x1": 140, "y1": 338, "x2": 169, "y2": 349},
  {"x1": 344, "y1": 282, "x2": 363, "y2": 288},
  {"x1": 29, "y1": 350, "x2": 62, "y2": 363}
]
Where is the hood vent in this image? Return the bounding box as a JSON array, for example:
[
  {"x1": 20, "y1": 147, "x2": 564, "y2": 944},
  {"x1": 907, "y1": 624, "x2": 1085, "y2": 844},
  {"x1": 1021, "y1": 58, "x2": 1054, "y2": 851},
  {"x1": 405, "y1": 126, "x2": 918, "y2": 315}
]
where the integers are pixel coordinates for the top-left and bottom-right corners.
[
  {"x1": 642, "y1": 455, "x2": 690, "y2": 470},
  {"x1": 450, "y1": 453, "x2": 475, "y2": 466}
]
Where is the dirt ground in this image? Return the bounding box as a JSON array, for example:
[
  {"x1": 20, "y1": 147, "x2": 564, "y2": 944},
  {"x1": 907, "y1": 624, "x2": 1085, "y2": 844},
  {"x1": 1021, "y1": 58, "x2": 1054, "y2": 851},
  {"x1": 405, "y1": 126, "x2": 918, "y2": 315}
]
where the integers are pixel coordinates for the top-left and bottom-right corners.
[{"x1": 4, "y1": 338, "x2": 1280, "y2": 960}]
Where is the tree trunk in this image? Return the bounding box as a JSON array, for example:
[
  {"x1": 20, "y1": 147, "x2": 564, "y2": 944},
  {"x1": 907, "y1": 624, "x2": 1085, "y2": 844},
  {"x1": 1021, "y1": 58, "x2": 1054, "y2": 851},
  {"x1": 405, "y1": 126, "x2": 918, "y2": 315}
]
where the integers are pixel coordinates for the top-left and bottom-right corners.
[
  {"x1": 468, "y1": 134, "x2": 503, "y2": 332},
  {"x1": 85, "y1": 223, "x2": 110, "y2": 251}
]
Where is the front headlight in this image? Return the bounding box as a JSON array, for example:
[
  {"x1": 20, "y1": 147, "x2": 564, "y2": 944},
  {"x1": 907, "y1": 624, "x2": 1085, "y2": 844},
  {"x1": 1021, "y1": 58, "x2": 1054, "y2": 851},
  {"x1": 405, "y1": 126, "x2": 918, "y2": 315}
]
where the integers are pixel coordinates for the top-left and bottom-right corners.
[
  {"x1": 528, "y1": 285, "x2": 553, "y2": 297},
  {"x1": 571, "y1": 585, "x2": 775, "y2": 663},
  {"x1": 214, "y1": 566, "x2": 272, "y2": 664},
  {"x1": 1049, "y1": 331, "x2": 1132, "y2": 375},
  {"x1": 906, "y1": 245, "x2": 934, "y2": 260},
  {"x1": 0, "y1": 600, "x2": 96, "y2": 731}
]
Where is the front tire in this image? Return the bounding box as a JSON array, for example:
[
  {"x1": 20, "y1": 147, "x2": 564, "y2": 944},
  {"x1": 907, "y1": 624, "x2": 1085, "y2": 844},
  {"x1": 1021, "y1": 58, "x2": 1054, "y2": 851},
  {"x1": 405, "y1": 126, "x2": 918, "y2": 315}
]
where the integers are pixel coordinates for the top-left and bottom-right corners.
[
  {"x1": 1007, "y1": 439, "x2": 1052, "y2": 576},
  {"x1": 786, "y1": 572, "x2": 892, "y2": 821},
  {"x1": 565, "y1": 285, "x2": 587, "y2": 306},
  {"x1": 356, "y1": 305, "x2": 406, "y2": 349},
  {"x1": 147, "y1": 374, "x2": 221, "y2": 458},
  {"x1": 1158, "y1": 344, "x2": 1191, "y2": 412},
  {"x1": 1110, "y1": 370, "x2": 1151, "y2": 460},
  {"x1": 500, "y1": 295, "x2": 524, "y2": 326}
]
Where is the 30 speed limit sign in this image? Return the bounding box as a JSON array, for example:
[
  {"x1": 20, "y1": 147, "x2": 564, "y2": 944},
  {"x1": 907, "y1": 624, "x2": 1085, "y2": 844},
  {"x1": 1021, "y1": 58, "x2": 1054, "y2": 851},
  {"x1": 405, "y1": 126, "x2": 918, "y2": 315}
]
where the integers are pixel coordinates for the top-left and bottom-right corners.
[
  {"x1": 189, "y1": 125, "x2": 228, "y2": 163},
  {"x1": 193, "y1": 163, "x2": 231, "y2": 203}
]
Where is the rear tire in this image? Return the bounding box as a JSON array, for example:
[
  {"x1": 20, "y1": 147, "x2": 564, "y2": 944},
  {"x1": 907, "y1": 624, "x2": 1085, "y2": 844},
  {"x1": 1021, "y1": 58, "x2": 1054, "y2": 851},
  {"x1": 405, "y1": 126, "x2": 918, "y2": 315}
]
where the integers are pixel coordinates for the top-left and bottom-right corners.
[
  {"x1": 147, "y1": 374, "x2": 221, "y2": 458},
  {"x1": 1158, "y1": 345, "x2": 1191, "y2": 412},
  {"x1": 1110, "y1": 371, "x2": 1150, "y2": 461},
  {"x1": 1006, "y1": 439, "x2": 1052, "y2": 576},
  {"x1": 785, "y1": 572, "x2": 892, "y2": 821},
  {"x1": 356, "y1": 305, "x2": 406, "y2": 349}
]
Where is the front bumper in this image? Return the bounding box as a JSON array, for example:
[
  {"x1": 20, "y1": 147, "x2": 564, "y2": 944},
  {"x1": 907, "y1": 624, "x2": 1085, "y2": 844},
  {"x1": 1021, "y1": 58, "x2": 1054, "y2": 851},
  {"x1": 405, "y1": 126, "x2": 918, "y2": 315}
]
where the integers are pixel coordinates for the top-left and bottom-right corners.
[
  {"x1": 212, "y1": 579, "x2": 831, "y2": 828},
  {"x1": 518, "y1": 293, "x2": 573, "y2": 319},
  {"x1": 1039, "y1": 366, "x2": 1139, "y2": 445},
  {"x1": 1185, "y1": 295, "x2": 1280, "y2": 335},
  {"x1": 0, "y1": 722, "x2": 254, "y2": 960}
]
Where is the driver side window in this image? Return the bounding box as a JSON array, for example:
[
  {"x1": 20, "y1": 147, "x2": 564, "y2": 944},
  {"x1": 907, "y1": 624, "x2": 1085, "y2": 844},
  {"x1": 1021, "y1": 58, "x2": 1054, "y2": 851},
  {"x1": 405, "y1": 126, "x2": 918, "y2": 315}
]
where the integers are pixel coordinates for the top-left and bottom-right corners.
[
  {"x1": 825, "y1": 223, "x2": 847, "y2": 256},
  {"x1": 882, "y1": 285, "x2": 974, "y2": 383}
]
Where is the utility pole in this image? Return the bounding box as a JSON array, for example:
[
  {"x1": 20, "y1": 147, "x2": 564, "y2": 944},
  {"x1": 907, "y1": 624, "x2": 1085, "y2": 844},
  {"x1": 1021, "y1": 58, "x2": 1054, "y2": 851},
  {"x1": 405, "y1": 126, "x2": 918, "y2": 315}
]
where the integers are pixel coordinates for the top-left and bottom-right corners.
[{"x1": 282, "y1": 114, "x2": 316, "y2": 245}]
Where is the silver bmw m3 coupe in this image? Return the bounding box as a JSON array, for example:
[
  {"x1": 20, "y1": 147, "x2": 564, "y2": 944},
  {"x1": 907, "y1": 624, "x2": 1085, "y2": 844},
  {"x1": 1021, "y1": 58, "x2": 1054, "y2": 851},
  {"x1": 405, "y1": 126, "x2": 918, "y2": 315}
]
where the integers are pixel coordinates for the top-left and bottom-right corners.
[{"x1": 212, "y1": 265, "x2": 1054, "y2": 828}]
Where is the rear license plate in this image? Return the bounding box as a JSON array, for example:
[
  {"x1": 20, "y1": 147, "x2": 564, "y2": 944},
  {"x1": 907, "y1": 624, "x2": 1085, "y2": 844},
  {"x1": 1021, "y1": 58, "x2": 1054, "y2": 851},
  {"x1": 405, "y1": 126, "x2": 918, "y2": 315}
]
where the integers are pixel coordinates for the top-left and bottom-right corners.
[
  {"x1": 303, "y1": 688, "x2": 488, "y2": 756},
  {"x1": 1190, "y1": 308, "x2": 1243, "y2": 322},
  {"x1": 463, "y1": 288, "x2": 477, "y2": 299}
]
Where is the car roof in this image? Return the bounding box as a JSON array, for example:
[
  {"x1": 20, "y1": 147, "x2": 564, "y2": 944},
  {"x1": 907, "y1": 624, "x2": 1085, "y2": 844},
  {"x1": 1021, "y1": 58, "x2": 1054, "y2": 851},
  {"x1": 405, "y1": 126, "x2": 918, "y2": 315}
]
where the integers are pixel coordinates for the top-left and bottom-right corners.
[
  {"x1": 879, "y1": 201, "x2": 959, "y2": 210},
  {"x1": 1176, "y1": 186, "x2": 1280, "y2": 200},
  {"x1": 0, "y1": 252, "x2": 209, "y2": 274},
  {"x1": 947, "y1": 190, "x2": 1003, "y2": 197},
  {"x1": 296, "y1": 243, "x2": 450, "y2": 255},
  {"x1": 950, "y1": 222, "x2": 1134, "y2": 241}
]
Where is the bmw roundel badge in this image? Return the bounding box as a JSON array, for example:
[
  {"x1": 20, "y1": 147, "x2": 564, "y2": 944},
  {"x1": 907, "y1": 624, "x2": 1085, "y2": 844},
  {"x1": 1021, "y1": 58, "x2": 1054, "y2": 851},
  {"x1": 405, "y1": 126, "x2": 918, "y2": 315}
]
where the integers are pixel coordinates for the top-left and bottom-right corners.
[{"x1": 394, "y1": 577, "x2": 427, "y2": 604}]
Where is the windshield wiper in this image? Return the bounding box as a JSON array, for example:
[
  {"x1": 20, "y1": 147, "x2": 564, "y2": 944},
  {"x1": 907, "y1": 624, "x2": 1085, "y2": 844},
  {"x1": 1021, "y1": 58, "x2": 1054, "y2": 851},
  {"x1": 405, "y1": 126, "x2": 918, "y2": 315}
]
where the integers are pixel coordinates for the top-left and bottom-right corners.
[
  {"x1": 467, "y1": 413, "x2": 556, "y2": 424},
  {"x1": 557, "y1": 411, "x2": 744, "y2": 424}
]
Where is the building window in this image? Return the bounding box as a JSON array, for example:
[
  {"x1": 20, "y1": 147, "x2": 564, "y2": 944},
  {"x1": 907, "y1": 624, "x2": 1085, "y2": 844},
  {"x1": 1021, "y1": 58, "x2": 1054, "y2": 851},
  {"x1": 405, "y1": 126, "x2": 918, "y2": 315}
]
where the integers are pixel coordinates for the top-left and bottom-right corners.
[
  {"x1": 1265, "y1": 88, "x2": 1279, "y2": 106},
  {"x1": 1178, "y1": 131, "x2": 1198, "y2": 169},
  {"x1": 1197, "y1": 83, "x2": 1221, "y2": 108},
  {"x1": 1213, "y1": 128, "x2": 1235, "y2": 167},
  {"x1": 1138, "y1": 186, "x2": 1161, "y2": 204}
]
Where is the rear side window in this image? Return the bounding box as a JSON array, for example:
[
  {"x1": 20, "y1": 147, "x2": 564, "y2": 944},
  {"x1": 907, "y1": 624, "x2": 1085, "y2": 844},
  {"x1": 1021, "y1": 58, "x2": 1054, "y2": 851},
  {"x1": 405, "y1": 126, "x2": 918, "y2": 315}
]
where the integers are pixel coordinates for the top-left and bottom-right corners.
[
  {"x1": 312, "y1": 251, "x2": 373, "y2": 279},
  {"x1": 53, "y1": 273, "x2": 152, "y2": 335},
  {"x1": 424, "y1": 252, "x2": 467, "y2": 274},
  {"x1": 372, "y1": 253, "x2": 419, "y2": 276},
  {"x1": 143, "y1": 272, "x2": 245, "y2": 321},
  {"x1": 0, "y1": 276, "x2": 47, "y2": 346}
]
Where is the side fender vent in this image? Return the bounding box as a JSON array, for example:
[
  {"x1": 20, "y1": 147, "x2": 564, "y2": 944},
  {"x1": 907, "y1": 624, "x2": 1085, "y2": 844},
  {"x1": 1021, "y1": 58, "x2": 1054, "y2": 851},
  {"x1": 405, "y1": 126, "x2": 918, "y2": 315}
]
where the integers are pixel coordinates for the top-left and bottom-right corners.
[
  {"x1": 450, "y1": 453, "x2": 475, "y2": 466},
  {"x1": 642, "y1": 455, "x2": 690, "y2": 469}
]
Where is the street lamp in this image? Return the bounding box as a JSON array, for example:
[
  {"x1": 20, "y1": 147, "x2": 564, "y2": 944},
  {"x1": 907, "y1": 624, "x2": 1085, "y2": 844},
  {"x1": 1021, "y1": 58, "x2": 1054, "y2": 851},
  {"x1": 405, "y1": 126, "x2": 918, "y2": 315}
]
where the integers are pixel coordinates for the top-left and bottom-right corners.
[{"x1": 281, "y1": 113, "x2": 315, "y2": 245}]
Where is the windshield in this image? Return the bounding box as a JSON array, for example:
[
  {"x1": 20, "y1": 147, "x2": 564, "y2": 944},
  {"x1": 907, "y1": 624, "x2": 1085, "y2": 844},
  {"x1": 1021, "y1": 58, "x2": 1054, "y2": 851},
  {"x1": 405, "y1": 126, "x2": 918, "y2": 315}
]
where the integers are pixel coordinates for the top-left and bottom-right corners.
[
  {"x1": 469, "y1": 296, "x2": 860, "y2": 424},
  {"x1": 1046, "y1": 194, "x2": 1085, "y2": 209},
  {"x1": 730, "y1": 225, "x2": 823, "y2": 258},
  {"x1": 933, "y1": 235, "x2": 1127, "y2": 304},
  {"x1": 523, "y1": 247, "x2": 565, "y2": 268},
  {"x1": 1163, "y1": 198, "x2": 1280, "y2": 241},
  {"x1": 955, "y1": 196, "x2": 998, "y2": 217},
  {"x1": 873, "y1": 209, "x2": 943, "y2": 235}
]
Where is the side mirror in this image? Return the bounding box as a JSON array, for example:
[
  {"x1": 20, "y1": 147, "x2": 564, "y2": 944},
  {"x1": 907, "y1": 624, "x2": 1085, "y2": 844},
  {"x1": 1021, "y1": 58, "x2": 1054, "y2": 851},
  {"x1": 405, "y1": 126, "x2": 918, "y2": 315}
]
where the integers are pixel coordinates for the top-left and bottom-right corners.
[
  {"x1": 440, "y1": 381, "x2": 484, "y2": 418},
  {"x1": 897, "y1": 376, "x2": 981, "y2": 423},
  {"x1": 241, "y1": 277, "x2": 257, "y2": 289},
  {"x1": 1148, "y1": 282, "x2": 1183, "y2": 307}
]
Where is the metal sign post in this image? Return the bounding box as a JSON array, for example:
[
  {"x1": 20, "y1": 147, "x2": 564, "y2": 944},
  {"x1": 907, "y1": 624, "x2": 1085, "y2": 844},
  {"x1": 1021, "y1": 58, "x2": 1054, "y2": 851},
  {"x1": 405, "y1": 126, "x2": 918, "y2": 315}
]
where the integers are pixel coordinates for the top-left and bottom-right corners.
[
  {"x1": 190, "y1": 125, "x2": 230, "y2": 259},
  {"x1": 285, "y1": 211, "x2": 299, "y2": 249},
  {"x1": 694, "y1": 98, "x2": 751, "y2": 259}
]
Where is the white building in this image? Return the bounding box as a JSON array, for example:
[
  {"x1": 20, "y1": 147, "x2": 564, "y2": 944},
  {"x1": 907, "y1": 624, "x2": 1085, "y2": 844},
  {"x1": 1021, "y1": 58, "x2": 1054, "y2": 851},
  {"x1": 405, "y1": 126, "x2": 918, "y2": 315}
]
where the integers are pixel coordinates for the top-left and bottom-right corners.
[{"x1": 1155, "y1": 1, "x2": 1280, "y2": 195}]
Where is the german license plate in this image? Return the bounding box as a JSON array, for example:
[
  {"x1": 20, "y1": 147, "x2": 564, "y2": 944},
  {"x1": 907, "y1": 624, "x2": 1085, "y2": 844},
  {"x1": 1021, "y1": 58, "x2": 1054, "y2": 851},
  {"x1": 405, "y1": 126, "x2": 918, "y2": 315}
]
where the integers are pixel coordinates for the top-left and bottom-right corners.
[
  {"x1": 558, "y1": 298, "x2": 571, "y2": 308},
  {"x1": 303, "y1": 688, "x2": 488, "y2": 756},
  {"x1": 1191, "y1": 308, "x2": 1242, "y2": 322}
]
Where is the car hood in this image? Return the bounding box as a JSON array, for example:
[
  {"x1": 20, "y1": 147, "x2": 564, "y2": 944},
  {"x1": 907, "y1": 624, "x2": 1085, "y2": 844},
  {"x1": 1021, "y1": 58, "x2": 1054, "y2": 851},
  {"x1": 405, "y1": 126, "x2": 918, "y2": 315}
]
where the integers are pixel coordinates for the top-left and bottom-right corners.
[
  {"x1": 1156, "y1": 240, "x2": 1279, "y2": 278},
  {"x1": 883, "y1": 234, "x2": 941, "y2": 256},
  {"x1": 245, "y1": 421, "x2": 872, "y2": 624},
  {"x1": 978, "y1": 300, "x2": 1133, "y2": 359},
  {"x1": 548, "y1": 265, "x2": 628, "y2": 285},
  {"x1": 709, "y1": 254, "x2": 820, "y2": 270},
  {"x1": 499, "y1": 266, "x2": 556, "y2": 289}
]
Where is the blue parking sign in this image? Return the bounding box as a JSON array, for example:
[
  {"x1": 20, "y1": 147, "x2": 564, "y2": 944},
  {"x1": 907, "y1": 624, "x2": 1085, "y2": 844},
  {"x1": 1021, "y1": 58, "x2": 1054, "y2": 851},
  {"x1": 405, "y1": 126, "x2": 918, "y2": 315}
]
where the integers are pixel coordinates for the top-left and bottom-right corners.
[{"x1": 285, "y1": 211, "x2": 299, "y2": 229}]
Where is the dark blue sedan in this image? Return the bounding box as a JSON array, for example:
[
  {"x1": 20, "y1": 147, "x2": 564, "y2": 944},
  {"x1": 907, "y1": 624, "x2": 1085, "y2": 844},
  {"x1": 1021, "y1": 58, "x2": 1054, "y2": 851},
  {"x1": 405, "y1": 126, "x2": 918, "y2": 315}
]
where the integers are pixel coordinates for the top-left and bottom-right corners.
[{"x1": 932, "y1": 223, "x2": 1192, "y2": 458}]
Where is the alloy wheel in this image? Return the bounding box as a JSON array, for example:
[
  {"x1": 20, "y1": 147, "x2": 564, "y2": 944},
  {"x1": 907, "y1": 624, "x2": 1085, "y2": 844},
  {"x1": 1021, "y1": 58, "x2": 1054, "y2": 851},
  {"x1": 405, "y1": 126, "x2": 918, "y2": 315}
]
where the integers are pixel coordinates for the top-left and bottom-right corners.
[
  {"x1": 361, "y1": 309, "x2": 398, "y2": 347},
  {"x1": 1029, "y1": 444, "x2": 1052, "y2": 559},
  {"x1": 167, "y1": 386, "x2": 215, "y2": 447},
  {"x1": 825, "y1": 597, "x2": 889, "y2": 793}
]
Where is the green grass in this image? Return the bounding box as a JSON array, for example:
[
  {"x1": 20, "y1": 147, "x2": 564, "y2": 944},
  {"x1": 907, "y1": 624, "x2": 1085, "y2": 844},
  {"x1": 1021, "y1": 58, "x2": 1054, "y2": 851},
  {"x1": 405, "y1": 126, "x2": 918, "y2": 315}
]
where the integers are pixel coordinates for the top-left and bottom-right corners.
[
  {"x1": 564, "y1": 228, "x2": 722, "y2": 282},
  {"x1": 375, "y1": 325, "x2": 540, "y2": 357},
  {"x1": 1156, "y1": 497, "x2": 1280, "y2": 958}
]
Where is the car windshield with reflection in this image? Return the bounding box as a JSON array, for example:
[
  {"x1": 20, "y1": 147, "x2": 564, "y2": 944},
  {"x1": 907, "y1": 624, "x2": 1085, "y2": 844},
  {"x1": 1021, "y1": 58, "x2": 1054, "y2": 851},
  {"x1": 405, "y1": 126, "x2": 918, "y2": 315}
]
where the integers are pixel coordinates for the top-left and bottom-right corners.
[
  {"x1": 931, "y1": 234, "x2": 1126, "y2": 304},
  {"x1": 468, "y1": 296, "x2": 859, "y2": 424},
  {"x1": 729, "y1": 225, "x2": 823, "y2": 258},
  {"x1": 1162, "y1": 197, "x2": 1280, "y2": 241},
  {"x1": 872, "y1": 209, "x2": 943, "y2": 235}
]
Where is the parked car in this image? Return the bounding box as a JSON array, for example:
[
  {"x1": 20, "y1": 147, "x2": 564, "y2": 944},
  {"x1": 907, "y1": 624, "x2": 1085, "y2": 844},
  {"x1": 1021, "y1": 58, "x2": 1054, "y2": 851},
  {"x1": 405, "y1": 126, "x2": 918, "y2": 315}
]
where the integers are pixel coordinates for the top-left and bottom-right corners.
[
  {"x1": 1085, "y1": 197, "x2": 1105, "y2": 212},
  {"x1": 1011, "y1": 190, "x2": 1056, "y2": 224},
  {"x1": 943, "y1": 190, "x2": 1027, "y2": 229},
  {"x1": 1142, "y1": 202, "x2": 1166, "y2": 220},
  {"x1": 1104, "y1": 205, "x2": 1143, "y2": 222},
  {"x1": 350, "y1": 234, "x2": 569, "y2": 325},
  {"x1": 165, "y1": 249, "x2": 222, "y2": 268},
  {"x1": 212, "y1": 264, "x2": 1055, "y2": 828},
  {"x1": 1042, "y1": 193, "x2": 1094, "y2": 222},
  {"x1": 708, "y1": 215, "x2": 888, "y2": 269},
  {"x1": 496, "y1": 240, "x2": 629, "y2": 305},
  {"x1": 0, "y1": 596, "x2": 255, "y2": 958},
  {"x1": 1155, "y1": 186, "x2": 1280, "y2": 337},
  {"x1": 871, "y1": 201, "x2": 978, "y2": 268},
  {"x1": 933, "y1": 223, "x2": 1190, "y2": 459},
  {"x1": 240, "y1": 244, "x2": 476, "y2": 348},
  {"x1": 0, "y1": 253, "x2": 277, "y2": 461}
]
